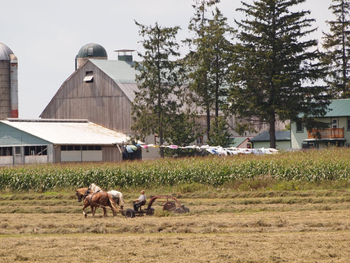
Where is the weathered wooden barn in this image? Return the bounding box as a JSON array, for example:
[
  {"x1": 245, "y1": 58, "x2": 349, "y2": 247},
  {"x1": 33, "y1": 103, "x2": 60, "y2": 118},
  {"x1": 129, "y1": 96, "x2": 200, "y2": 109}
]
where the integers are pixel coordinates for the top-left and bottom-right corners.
[
  {"x1": 0, "y1": 119, "x2": 129, "y2": 166},
  {"x1": 40, "y1": 44, "x2": 138, "y2": 135}
]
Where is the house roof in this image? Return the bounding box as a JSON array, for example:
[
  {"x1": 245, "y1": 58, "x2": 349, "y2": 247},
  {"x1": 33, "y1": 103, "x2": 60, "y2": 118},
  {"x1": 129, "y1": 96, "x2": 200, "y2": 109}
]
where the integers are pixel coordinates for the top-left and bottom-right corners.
[
  {"x1": 1, "y1": 119, "x2": 129, "y2": 145},
  {"x1": 250, "y1": 131, "x2": 291, "y2": 142},
  {"x1": 227, "y1": 137, "x2": 250, "y2": 147},
  {"x1": 323, "y1": 99, "x2": 350, "y2": 117}
]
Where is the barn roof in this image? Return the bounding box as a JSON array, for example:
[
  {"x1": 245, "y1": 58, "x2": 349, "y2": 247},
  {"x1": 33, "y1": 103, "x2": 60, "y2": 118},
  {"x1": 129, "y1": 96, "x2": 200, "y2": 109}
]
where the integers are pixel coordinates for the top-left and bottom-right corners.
[
  {"x1": 90, "y1": 59, "x2": 139, "y2": 102},
  {"x1": 90, "y1": 59, "x2": 138, "y2": 84},
  {"x1": 1, "y1": 119, "x2": 130, "y2": 145}
]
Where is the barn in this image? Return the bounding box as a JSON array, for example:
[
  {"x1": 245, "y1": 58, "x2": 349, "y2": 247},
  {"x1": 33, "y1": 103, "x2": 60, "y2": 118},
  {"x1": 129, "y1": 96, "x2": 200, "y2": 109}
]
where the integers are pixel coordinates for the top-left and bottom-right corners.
[
  {"x1": 0, "y1": 118, "x2": 130, "y2": 166},
  {"x1": 40, "y1": 44, "x2": 137, "y2": 135}
]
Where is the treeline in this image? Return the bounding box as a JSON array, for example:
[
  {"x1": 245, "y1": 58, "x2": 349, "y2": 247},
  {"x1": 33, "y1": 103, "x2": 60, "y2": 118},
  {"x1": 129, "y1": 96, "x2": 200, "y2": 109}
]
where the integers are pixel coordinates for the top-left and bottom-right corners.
[{"x1": 131, "y1": 0, "x2": 350, "y2": 153}]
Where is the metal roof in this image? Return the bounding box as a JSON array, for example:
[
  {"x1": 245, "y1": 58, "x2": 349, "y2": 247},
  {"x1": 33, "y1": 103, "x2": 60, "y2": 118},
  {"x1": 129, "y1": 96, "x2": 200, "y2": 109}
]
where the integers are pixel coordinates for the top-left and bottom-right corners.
[
  {"x1": 250, "y1": 131, "x2": 291, "y2": 142},
  {"x1": 227, "y1": 137, "x2": 250, "y2": 147},
  {"x1": 77, "y1": 43, "x2": 107, "y2": 58},
  {"x1": 0, "y1": 42, "x2": 14, "y2": 61},
  {"x1": 1, "y1": 119, "x2": 129, "y2": 145},
  {"x1": 323, "y1": 99, "x2": 350, "y2": 117},
  {"x1": 90, "y1": 59, "x2": 139, "y2": 102},
  {"x1": 90, "y1": 59, "x2": 138, "y2": 83}
]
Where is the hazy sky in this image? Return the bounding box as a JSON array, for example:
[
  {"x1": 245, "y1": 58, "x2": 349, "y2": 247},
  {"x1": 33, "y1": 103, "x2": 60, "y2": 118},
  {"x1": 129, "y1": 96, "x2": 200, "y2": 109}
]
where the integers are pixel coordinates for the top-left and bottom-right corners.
[{"x1": 1, "y1": 0, "x2": 333, "y2": 119}]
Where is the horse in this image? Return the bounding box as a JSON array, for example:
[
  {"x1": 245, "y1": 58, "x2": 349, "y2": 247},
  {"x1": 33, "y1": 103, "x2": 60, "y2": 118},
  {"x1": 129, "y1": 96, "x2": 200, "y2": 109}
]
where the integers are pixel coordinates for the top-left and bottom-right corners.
[
  {"x1": 75, "y1": 187, "x2": 118, "y2": 217},
  {"x1": 89, "y1": 183, "x2": 102, "y2": 193},
  {"x1": 108, "y1": 190, "x2": 126, "y2": 209},
  {"x1": 88, "y1": 183, "x2": 125, "y2": 210}
]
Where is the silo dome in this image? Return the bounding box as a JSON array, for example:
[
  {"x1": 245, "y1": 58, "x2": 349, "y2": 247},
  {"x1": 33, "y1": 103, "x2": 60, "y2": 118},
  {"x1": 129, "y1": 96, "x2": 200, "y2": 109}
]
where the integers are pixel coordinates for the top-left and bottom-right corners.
[
  {"x1": 0, "y1": 42, "x2": 18, "y2": 119},
  {"x1": 76, "y1": 43, "x2": 107, "y2": 69},
  {"x1": 77, "y1": 43, "x2": 107, "y2": 58},
  {"x1": 0, "y1": 42, "x2": 14, "y2": 61}
]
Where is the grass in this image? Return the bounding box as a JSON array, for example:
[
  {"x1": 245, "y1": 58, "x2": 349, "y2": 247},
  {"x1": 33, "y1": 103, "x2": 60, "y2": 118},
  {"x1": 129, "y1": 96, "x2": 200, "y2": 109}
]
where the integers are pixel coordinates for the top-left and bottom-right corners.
[
  {"x1": 0, "y1": 148, "x2": 350, "y2": 262},
  {"x1": 0, "y1": 187, "x2": 350, "y2": 262}
]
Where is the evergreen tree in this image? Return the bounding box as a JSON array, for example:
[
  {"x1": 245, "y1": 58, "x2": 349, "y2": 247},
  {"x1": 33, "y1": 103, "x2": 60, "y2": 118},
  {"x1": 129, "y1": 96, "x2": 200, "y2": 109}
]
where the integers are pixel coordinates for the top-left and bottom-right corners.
[
  {"x1": 132, "y1": 21, "x2": 184, "y2": 157},
  {"x1": 164, "y1": 111, "x2": 204, "y2": 157},
  {"x1": 208, "y1": 116, "x2": 231, "y2": 147},
  {"x1": 185, "y1": 1, "x2": 234, "y2": 142},
  {"x1": 230, "y1": 0, "x2": 330, "y2": 148},
  {"x1": 322, "y1": 0, "x2": 350, "y2": 98}
]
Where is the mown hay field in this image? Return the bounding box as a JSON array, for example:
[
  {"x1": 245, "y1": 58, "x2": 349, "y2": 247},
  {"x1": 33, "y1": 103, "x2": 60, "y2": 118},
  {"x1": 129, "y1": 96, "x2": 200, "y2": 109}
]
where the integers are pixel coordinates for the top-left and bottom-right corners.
[{"x1": 0, "y1": 148, "x2": 350, "y2": 262}]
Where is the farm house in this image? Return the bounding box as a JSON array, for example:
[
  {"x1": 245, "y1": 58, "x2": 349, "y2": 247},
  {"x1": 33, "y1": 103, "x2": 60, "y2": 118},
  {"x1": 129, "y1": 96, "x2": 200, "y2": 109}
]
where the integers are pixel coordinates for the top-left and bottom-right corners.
[{"x1": 0, "y1": 119, "x2": 130, "y2": 166}]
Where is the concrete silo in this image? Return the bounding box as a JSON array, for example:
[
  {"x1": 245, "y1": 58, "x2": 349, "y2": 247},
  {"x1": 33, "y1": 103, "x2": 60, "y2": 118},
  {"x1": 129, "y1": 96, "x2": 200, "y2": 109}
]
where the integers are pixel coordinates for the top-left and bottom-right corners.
[{"x1": 0, "y1": 42, "x2": 18, "y2": 119}]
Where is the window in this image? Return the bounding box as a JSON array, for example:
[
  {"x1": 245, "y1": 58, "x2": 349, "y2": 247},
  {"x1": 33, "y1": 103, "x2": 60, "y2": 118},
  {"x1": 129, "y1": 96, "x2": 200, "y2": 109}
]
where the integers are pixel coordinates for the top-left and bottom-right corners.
[
  {"x1": 0, "y1": 147, "x2": 12, "y2": 156},
  {"x1": 15, "y1": 147, "x2": 21, "y2": 155},
  {"x1": 24, "y1": 146, "x2": 47, "y2": 156},
  {"x1": 154, "y1": 135, "x2": 159, "y2": 145},
  {"x1": 196, "y1": 136, "x2": 203, "y2": 145},
  {"x1": 296, "y1": 120, "x2": 303, "y2": 133},
  {"x1": 83, "y1": 71, "x2": 93, "y2": 83},
  {"x1": 332, "y1": 118, "x2": 338, "y2": 128},
  {"x1": 61, "y1": 145, "x2": 101, "y2": 151},
  {"x1": 347, "y1": 118, "x2": 350, "y2": 131}
]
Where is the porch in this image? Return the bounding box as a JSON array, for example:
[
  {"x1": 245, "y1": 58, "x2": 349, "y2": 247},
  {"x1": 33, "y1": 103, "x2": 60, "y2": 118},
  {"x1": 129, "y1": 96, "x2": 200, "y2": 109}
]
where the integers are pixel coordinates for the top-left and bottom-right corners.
[
  {"x1": 307, "y1": 128, "x2": 344, "y2": 139},
  {"x1": 303, "y1": 128, "x2": 346, "y2": 149}
]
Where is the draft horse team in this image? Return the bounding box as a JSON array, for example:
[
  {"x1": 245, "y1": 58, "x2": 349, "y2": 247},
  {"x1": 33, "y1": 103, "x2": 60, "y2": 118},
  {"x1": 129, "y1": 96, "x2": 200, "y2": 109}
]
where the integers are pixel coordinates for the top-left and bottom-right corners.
[{"x1": 75, "y1": 183, "x2": 125, "y2": 217}]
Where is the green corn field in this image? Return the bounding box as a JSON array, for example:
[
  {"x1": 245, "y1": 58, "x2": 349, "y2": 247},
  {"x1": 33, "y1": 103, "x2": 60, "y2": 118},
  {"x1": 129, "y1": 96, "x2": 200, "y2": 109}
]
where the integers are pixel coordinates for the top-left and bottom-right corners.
[{"x1": 0, "y1": 147, "x2": 350, "y2": 192}]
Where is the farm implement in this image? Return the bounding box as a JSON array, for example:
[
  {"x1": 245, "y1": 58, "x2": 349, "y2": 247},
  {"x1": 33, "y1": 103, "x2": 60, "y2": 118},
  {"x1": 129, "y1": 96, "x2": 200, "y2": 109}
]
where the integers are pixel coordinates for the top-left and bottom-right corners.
[{"x1": 122, "y1": 195, "x2": 190, "y2": 218}]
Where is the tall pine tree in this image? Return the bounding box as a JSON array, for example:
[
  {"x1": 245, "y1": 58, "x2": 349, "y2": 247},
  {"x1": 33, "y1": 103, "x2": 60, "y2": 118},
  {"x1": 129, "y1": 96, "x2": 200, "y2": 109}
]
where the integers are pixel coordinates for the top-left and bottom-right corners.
[
  {"x1": 185, "y1": 1, "x2": 234, "y2": 143},
  {"x1": 322, "y1": 0, "x2": 350, "y2": 98},
  {"x1": 132, "y1": 21, "x2": 184, "y2": 157},
  {"x1": 230, "y1": 0, "x2": 330, "y2": 148}
]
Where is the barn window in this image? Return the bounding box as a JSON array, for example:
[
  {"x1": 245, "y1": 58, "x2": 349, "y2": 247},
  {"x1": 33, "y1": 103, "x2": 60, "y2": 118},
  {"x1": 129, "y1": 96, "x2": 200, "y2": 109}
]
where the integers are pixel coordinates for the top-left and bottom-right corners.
[
  {"x1": 0, "y1": 147, "x2": 12, "y2": 156},
  {"x1": 15, "y1": 147, "x2": 21, "y2": 155},
  {"x1": 84, "y1": 71, "x2": 94, "y2": 83},
  {"x1": 24, "y1": 146, "x2": 47, "y2": 156}
]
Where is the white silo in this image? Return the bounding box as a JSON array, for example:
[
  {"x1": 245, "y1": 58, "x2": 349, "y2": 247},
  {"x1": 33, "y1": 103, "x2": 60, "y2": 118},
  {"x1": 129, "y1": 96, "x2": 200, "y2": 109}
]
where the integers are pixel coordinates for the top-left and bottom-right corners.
[
  {"x1": 0, "y1": 42, "x2": 18, "y2": 119},
  {"x1": 10, "y1": 54, "x2": 18, "y2": 118}
]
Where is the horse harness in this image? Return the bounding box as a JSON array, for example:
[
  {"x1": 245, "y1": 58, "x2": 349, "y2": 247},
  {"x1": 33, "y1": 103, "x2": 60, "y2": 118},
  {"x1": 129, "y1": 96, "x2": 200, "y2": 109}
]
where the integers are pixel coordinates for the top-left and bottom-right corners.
[{"x1": 84, "y1": 189, "x2": 110, "y2": 209}]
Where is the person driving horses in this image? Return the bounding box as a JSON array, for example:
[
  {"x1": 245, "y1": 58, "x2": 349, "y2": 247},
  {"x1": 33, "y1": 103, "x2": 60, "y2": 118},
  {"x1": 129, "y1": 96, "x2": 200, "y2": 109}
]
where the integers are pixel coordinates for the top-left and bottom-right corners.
[{"x1": 133, "y1": 190, "x2": 146, "y2": 211}]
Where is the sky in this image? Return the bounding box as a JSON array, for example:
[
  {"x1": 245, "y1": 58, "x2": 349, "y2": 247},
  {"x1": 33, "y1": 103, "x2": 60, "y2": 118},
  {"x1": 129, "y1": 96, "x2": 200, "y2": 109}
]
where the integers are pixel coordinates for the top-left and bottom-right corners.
[{"x1": 1, "y1": 0, "x2": 333, "y2": 119}]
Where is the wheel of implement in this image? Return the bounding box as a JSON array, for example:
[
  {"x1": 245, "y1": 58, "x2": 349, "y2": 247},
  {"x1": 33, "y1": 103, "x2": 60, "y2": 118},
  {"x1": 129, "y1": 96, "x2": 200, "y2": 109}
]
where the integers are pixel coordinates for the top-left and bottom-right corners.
[
  {"x1": 125, "y1": 208, "x2": 135, "y2": 218},
  {"x1": 163, "y1": 201, "x2": 176, "y2": 211},
  {"x1": 183, "y1": 206, "x2": 190, "y2": 213},
  {"x1": 174, "y1": 207, "x2": 184, "y2": 213},
  {"x1": 147, "y1": 207, "x2": 155, "y2": 215}
]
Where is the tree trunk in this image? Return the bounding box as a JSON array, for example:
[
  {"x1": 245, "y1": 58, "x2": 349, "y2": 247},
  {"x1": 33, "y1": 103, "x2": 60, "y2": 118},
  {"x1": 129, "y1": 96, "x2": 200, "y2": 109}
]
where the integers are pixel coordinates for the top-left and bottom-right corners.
[{"x1": 269, "y1": 113, "x2": 276, "y2": 149}]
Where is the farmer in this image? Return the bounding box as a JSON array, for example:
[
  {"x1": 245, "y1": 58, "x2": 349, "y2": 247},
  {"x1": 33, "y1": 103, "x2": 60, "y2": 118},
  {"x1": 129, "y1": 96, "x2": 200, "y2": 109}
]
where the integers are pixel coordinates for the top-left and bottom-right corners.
[{"x1": 133, "y1": 190, "x2": 146, "y2": 211}]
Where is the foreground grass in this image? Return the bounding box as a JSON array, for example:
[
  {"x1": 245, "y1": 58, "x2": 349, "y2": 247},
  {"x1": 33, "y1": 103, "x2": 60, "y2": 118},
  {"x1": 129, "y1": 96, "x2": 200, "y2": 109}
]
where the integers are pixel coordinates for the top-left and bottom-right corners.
[
  {"x1": 0, "y1": 188, "x2": 349, "y2": 262},
  {"x1": 0, "y1": 148, "x2": 350, "y2": 262}
]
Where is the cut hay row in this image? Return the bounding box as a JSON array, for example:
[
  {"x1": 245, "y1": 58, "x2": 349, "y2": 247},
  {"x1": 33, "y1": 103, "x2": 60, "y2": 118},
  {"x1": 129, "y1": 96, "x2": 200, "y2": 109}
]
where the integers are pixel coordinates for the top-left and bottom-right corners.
[{"x1": 0, "y1": 148, "x2": 350, "y2": 192}]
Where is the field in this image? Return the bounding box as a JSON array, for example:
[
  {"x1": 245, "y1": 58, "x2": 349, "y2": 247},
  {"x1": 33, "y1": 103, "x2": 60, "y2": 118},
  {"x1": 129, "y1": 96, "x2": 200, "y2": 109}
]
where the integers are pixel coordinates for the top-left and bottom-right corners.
[
  {"x1": 0, "y1": 148, "x2": 350, "y2": 262},
  {"x1": 0, "y1": 188, "x2": 349, "y2": 263}
]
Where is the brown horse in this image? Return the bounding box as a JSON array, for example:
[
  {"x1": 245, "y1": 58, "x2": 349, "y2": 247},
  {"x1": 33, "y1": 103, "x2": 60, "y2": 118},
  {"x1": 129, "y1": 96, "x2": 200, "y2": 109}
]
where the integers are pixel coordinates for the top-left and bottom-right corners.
[{"x1": 75, "y1": 187, "x2": 118, "y2": 217}]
